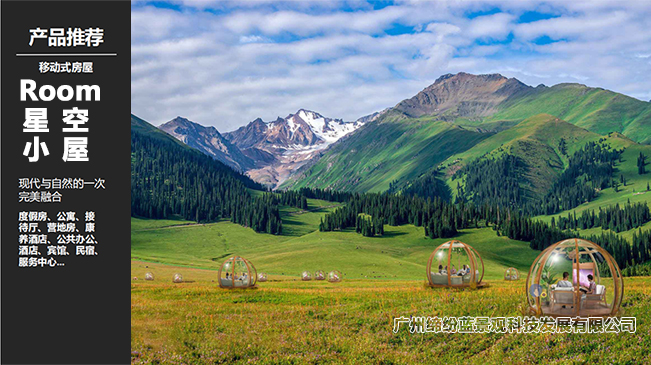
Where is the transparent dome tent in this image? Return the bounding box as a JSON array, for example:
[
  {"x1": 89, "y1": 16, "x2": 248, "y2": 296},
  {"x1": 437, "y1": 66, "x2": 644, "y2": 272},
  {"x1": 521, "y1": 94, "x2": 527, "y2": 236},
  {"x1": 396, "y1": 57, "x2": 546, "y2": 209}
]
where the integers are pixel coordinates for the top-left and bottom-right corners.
[
  {"x1": 258, "y1": 272, "x2": 268, "y2": 282},
  {"x1": 426, "y1": 240, "x2": 485, "y2": 288},
  {"x1": 315, "y1": 270, "x2": 325, "y2": 280},
  {"x1": 218, "y1": 256, "x2": 257, "y2": 289},
  {"x1": 504, "y1": 267, "x2": 519, "y2": 281},
  {"x1": 301, "y1": 271, "x2": 312, "y2": 281},
  {"x1": 172, "y1": 273, "x2": 183, "y2": 283},
  {"x1": 526, "y1": 238, "x2": 623, "y2": 318},
  {"x1": 328, "y1": 270, "x2": 342, "y2": 283}
]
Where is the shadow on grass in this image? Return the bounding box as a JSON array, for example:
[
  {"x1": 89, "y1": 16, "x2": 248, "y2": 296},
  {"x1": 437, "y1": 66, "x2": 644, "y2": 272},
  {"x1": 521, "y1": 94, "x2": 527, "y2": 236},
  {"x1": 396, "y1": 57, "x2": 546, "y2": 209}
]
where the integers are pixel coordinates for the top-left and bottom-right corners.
[
  {"x1": 381, "y1": 230, "x2": 408, "y2": 238},
  {"x1": 282, "y1": 217, "x2": 308, "y2": 226},
  {"x1": 211, "y1": 253, "x2": 233, "y2": 261}
]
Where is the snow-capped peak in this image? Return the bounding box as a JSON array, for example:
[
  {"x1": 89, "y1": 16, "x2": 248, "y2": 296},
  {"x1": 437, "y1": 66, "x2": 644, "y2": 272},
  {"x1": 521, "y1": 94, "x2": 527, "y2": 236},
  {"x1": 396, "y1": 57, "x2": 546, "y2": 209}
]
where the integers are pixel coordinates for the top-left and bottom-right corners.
[
  {"x1": 235, "y1": 108, "x2": 378, "y2": 152},
  {"x1": 292, "y1": 109, "x2": 358, "y2": 143},
  {"x1": 222, "y1": 108, "x2": 386, "y2": 188}
]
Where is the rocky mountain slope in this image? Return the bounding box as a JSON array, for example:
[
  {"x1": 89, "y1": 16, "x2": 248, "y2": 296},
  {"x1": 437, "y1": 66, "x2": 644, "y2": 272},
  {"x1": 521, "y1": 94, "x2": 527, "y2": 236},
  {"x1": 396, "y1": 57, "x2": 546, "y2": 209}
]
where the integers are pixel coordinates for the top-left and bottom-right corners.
[
  {"x1": 159, "y1": 117, "x2": 254, "y2": 171},
  {"x1": 222, "y1": 109, "x2": 378, "y2": 186},
  {"x1": 394, "y1": 72, "x2": 531, "y2": 120},
  {"x1": 157, "y1": 109, "x2": 380, "y2": 187}
]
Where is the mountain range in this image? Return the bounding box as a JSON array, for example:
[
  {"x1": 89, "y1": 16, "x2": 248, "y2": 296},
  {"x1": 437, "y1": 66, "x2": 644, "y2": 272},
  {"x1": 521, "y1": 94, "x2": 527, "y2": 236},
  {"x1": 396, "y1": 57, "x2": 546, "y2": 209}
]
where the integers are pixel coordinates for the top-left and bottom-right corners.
[
  {"x1": 149, "y1": 72, "x2": 650, "y2": 193},
  {"x1": 282, "y1": 72, "x2": 651, "y2": 194},
  {"x1": 159, "y1": 109, "x2": 382, "y2": 187}
]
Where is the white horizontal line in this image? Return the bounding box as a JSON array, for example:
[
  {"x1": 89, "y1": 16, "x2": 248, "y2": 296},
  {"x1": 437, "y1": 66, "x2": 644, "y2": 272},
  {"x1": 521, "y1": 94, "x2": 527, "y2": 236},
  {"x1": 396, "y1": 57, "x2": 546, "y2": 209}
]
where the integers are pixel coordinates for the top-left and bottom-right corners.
[{"x1": 16, "y1": 53, "x2": 118, "y2": 56}]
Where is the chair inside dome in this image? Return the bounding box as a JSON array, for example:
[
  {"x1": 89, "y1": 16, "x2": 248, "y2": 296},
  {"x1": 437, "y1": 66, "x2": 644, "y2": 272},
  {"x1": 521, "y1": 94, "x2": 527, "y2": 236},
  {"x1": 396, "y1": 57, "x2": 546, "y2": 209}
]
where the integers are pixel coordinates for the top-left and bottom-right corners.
[
  {"x1": 504, "y1": 267, "x2": 519, "y2": 281},
  {"x1": 526, "y1": 238, "x2": 623, "y2": 317},
  {"x1": 426, "y1": 240, "x2": 485, "y2": 288},
  {"x1": 219, "y1": 256, "x2": 257, "y2": 289}
]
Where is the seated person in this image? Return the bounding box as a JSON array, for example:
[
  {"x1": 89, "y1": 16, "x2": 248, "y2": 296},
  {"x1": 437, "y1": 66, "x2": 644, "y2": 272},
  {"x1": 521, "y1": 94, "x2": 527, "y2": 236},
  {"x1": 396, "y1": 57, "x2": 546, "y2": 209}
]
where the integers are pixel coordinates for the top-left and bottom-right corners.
[
  {"x1": 580, "y1": 274, "x2": 596, "y2": 294},
  {"x1": 556, "y1": 272, "x2": 574, "y2": 309},
  {"x1": 457, "y1": 265, "x2": 468, "y2": 276},
  {"x1": 450, "y1": 265, "x2": 457, "y2": 275},
  {"x1": 438, "y1": 265, "x2": 445, "y2": 274},
  {"x1": 556, "y1": 272, "x2": 573, "y2": 288}
]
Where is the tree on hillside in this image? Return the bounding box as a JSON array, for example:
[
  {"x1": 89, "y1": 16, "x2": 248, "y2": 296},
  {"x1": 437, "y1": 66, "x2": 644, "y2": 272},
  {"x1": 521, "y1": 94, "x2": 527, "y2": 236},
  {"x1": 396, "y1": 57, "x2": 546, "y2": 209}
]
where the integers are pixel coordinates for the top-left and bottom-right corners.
[
  {"x1": 638, "y1": 152, "x2": 647, "y2": 175},
  {"x1": 354, "y1": 213, "x2": 383, "y2": 237},
  {"x1": 558, "y1": 138, "x2": 567, "y2": 155},
  {"x1": 454, "y1": 142, "x2": 623, "y2": 216}
]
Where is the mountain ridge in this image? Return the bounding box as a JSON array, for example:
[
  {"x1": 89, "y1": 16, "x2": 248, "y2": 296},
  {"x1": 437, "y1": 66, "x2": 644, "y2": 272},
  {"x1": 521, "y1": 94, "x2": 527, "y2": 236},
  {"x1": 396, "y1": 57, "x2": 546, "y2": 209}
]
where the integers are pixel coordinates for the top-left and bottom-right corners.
[
  {"x1": 283, "y1": 72, "x2": 651, "y2": 193},
  {"x1": 394, "y1": 72, "x2": 532, "y2": 120},
  {"x1": 159, "y1": 116, "x2": 255, "y2": 171},
  {"x1": 146, "y1": 71, "x2": 650, "y2": 194},
  {"x1": 157, "y1": 109, "x2": 378, "y2": 188}
]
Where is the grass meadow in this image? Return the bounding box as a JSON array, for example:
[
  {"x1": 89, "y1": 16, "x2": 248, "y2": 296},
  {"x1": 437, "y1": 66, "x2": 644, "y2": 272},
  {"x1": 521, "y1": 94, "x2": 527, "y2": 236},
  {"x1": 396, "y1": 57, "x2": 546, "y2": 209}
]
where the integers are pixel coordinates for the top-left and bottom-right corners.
[
  {"x1": 131, "y1": 198, "x2": 651, "y2": 364},
  {"x1": 131, "y1": 262, "x2": 651, "y2": 364}
]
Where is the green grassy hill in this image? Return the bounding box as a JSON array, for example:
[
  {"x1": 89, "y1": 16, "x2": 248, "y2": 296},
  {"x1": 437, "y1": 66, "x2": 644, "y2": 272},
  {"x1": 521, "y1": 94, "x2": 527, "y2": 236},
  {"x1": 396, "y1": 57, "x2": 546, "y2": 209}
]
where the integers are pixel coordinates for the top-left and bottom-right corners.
[
  {"x1": 486, "y1": 83, "x2": 651, "y2": 144},
  {"x1": 441, "y1": 113, "x2": 600, "y2": 197},
  {"x1": 132, "y1": 198, "x2": 538, "y2": 281},
  {"x1": 282, "y1": 111, "x2": 493, "y2": 192},
  {"x1": 535, "y1": 139, "x2": 651, "y2": 224},
  {"x1": 130, "y1": 204, "x2": 651, "y2": 363},
  {"x1": 446, "y1": 113, "x2": 599, "y2": 164},
  {"x1": 440, "y1": 121, "x2": 651, "y2": 238},
  {"x1": 284, "y1": 74, "x2": 651, "y2": 195}
]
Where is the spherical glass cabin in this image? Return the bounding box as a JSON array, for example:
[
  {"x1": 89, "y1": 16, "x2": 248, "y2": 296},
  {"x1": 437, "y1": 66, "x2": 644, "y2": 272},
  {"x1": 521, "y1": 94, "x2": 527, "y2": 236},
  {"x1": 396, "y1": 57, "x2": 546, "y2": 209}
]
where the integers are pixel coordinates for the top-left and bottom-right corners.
[
  {"x1": 258, "y1": 273, "x2": 268, "y2": 282},
  {"x1": 301, "y1": 271, "x2": 312, "y2": 281},
  {"x1": 504, "y1": 267, "x2": 519, "y2": 281},
  {"x1": 328, "y1": 270, "x2": 342, "y2": 283},
  {"x1": 426, "y1": 240, "x2": 485, "y2": 288},
  {"x1": 526, "y1": 238, "x2": 623, "y2": 318},
  {"x1": 144, "y1": 272, "x2": 154, "y2": 281},
  {"x1": 218, "y1": 256, "x2": 257, "y2": 289},
  {"x1": 315, "y1": 270, "x2": 326, "y2": 280},
  {"x1": 172, "y1": 273, "x2": 183, "y2": 283}
]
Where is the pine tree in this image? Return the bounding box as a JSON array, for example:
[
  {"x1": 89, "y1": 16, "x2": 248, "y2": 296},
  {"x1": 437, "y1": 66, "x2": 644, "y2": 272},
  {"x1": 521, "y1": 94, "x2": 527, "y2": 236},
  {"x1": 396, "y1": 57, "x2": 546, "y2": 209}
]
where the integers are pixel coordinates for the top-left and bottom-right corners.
[
  {"x1": 638, "y1": 152, "x2": 647, "y2": 175},
  {"x1": 558, "y1": 138, "x2": 567, "y2": 155}
]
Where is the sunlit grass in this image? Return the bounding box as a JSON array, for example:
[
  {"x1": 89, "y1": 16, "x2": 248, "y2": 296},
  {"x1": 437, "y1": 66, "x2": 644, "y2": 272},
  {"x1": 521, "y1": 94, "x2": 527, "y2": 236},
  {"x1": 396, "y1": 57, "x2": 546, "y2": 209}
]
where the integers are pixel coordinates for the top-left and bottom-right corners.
[{"x1": 131, "y1": 260, "x2": 651, "y2": 364}]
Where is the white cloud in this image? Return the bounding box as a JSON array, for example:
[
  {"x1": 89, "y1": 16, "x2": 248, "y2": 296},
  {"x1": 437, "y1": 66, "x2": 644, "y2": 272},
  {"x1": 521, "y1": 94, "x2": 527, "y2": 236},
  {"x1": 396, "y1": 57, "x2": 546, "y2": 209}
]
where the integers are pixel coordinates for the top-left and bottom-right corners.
[
  {"x1": 131, "y1": 1, "x2": 651, "y2": 132},
  {"x1": 467, "y1": 13, "x2": 515, "y2": 40},
  {"x1": 239, "y1": 35, "x2": 268, "y2": 43},
  {"x1": 514, "y1": 10, "x2": 630, "y2": 41}
]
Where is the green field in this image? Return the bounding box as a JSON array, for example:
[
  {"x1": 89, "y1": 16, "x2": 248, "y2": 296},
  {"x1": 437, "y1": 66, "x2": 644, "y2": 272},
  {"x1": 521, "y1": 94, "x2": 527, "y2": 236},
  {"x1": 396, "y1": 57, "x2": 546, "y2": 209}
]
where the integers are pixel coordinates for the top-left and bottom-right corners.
[
  {"x1": 132, "y1": 198, "x2": 651, "y2": 364},
  {"x1": 131, "y1": 261, "x2": 651, "y2": 364},
  {"x1": 132, "y1": 198, "x2": 538, "y2": 281}
]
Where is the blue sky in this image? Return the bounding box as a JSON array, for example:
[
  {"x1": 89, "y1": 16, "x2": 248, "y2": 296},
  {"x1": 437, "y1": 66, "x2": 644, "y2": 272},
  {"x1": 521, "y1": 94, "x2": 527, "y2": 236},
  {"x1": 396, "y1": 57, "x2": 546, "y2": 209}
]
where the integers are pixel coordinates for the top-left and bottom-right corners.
[{"x1": 131, "y1": 1, "x2": 651, "y2": 131}]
